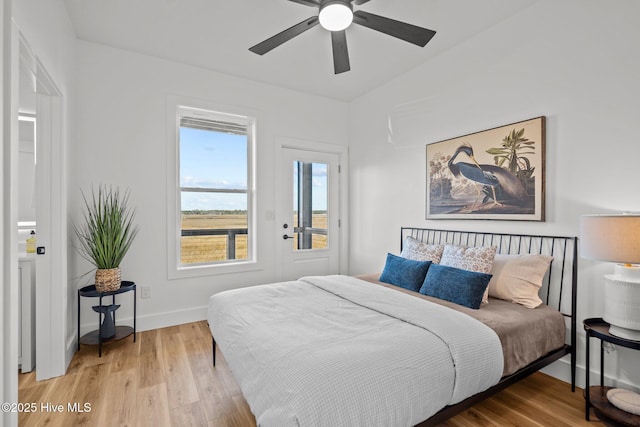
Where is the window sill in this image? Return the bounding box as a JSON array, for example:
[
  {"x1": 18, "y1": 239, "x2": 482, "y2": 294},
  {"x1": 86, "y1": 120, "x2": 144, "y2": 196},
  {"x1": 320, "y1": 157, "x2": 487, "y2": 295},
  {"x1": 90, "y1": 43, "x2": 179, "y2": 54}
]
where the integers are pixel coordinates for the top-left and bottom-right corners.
[{"x1": 168, "y1": 260, "x2": 262, "y2": 280}]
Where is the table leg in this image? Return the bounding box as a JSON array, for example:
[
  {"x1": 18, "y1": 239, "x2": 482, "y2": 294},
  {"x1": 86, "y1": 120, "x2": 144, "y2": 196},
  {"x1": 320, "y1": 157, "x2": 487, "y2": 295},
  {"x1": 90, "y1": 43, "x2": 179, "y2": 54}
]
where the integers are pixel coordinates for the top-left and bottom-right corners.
[
  {"x1": 98, "y1": 295, "x2": 103, "y2": 357},
  {"x1": 112, "y1": 294, "x2": 116, "y2": 326},
  {"x1": 133, "y1": 286, "x2": 137, "y2": 342},
  {"x1": 585, "y1": 332, "x2": 590, "y2": 421},
  {"x1": 77, "y1": 289, "x2": 80, "y2": 351},
  {"x1": 600, "y1": 340, "x2": 604, "y2": 386}
]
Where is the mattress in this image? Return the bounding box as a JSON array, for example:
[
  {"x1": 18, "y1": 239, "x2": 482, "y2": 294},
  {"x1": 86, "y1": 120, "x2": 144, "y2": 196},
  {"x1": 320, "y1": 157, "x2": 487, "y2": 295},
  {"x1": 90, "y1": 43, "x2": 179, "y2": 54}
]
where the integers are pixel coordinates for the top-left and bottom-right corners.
[
  {"x1": 208, "y1": 274, "x2": 504, "y2": 427},
  {"x1": 357, "y1": 273, "x2": 567, "y2": 376}
]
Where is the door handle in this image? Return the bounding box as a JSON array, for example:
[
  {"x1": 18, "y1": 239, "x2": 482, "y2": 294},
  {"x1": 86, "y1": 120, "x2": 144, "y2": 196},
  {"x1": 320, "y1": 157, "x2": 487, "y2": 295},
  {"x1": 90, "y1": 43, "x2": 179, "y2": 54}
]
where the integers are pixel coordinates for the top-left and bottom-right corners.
[{"x1": 282, "y1": 234, "x2": 294, "y2": 240}]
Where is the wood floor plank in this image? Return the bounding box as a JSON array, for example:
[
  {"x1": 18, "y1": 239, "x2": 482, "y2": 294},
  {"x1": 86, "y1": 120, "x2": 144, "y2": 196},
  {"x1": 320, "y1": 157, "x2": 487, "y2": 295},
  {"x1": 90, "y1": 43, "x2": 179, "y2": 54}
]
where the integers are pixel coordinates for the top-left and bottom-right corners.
[
  {"x1": 492, "y1": 390, "x2": 573, "y2": 427},
  {"x1": 18, "y1": 320, "x2": 604, "y2": 427},
  {"x1": 134, "y1": 383, "x2": 172, "y2": 427},
  {"x1": 169, "y1": 400, "x2": 209, "y2": 426},
  {"x1": 94, "y1": 368, "x2": 138, "y2": 427},
  {"x1": 505, "y1": 375, "x2": 592, "y2": 423},
  {"x1": 17, "y1": 377, "x2": 54, "y2": 427},
  {"x1": 65, "y1": 363, "x2": 109, "y2": 426},
  {"x1": 179, "y1": 320, "x2": 211, "y2": 342},
  {"x1": 232, "y1": 395, "x2": 255, "y2": 426},
  {"x1": 184, "y1": 337, "x2": 231, "y2": 421},
  {"x1": 498, "y1": 387, "x2": 591, "y2": 427},
  {"x1": 443, "y1": 406, "x2": 506, "y2": 427},
  {"x1": 458, "y1": 407, "x2": 499, "y2": 426},
  {"x1": 137, "y1": 328, "x2": 166, "y2": 388},
  {"x1": 161, "y1": 331, "x2": 200, "y2": 409},
  {"x1": 108, "y1": 335, "x2": 140, "y2": 374},
  {"x1": 215, "y1": 352, "x2": 244, "y2": 397}
]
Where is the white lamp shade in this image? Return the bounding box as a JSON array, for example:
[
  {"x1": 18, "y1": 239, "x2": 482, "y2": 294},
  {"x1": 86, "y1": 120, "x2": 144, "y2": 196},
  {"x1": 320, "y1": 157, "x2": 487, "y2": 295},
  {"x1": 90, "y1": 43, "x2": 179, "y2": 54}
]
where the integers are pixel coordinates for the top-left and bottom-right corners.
[
  {"x1": 581, "y1": 214, "x2": 640, "y2": 340},
  {"x1": 319, "y1": 2, "x2": 353, "y2": 31},
  {"x1": 580, "y1": 214, "x2": 640, "y2": 264}
]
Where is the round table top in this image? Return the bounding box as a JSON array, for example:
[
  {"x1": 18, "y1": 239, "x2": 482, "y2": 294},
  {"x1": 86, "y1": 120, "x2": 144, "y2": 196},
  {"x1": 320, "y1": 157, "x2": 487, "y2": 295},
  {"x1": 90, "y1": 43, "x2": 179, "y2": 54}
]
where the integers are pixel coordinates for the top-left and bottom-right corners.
[{"x1": 78, "y1": 281, "x2": 135, "y2": 297}]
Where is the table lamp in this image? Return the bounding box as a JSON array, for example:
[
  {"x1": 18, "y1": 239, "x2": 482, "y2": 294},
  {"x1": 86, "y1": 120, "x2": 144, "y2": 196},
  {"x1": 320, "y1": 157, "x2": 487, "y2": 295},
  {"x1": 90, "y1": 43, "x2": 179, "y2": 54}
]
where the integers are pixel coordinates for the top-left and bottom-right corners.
[{"x1": 580, "y1": 214, "x2": 640, "y2": 340}]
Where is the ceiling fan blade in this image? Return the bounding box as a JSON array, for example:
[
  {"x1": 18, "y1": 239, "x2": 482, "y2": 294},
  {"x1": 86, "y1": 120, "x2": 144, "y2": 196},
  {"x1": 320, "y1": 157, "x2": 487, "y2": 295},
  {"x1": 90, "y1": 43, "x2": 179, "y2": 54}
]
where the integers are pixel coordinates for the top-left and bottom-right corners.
[
  {"x1": 353, "y1": 0, "x2": 371, "y2": 4},
  {"x1": 353, "y1": 10, "x2": 436, "y2": 47},
  {"x1": 288, "y1": 0, "x2": 320, "y2": 7},
  {"x1": 331, "y1": 30, "x2": 350, "y2": 74},
  {"x1": 249, "y1": 17, "x2": 319, "y2": 55}
]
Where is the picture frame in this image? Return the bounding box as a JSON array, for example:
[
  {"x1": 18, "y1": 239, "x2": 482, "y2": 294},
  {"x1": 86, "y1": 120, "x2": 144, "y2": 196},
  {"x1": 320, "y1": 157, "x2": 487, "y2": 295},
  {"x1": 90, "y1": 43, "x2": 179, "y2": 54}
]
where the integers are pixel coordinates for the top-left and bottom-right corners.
[{"x1": 426, "y1": 116, "x2": 545, "y2": 221}]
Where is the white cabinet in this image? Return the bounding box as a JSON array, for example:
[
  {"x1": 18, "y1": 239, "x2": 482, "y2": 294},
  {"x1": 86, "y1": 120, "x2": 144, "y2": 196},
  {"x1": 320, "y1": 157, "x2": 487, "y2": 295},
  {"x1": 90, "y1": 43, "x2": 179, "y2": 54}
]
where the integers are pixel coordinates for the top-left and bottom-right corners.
[{"x1": 18, "y1": 257, "x2": 35, "y2": 373}]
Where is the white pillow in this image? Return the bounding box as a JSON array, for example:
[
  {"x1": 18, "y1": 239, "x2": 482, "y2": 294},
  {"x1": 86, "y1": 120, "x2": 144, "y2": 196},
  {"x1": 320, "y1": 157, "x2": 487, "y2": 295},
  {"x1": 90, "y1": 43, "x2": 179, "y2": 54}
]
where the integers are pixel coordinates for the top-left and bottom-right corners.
[
  {"x1": 440, "y1": 244, "x2": 497, "y2": 304},
  {"x1": 487, "y1": 254, "x2": 554, "y2": 309},
  {"x1": 400, "y1": 236, "x2": 444, "y2": 264}
]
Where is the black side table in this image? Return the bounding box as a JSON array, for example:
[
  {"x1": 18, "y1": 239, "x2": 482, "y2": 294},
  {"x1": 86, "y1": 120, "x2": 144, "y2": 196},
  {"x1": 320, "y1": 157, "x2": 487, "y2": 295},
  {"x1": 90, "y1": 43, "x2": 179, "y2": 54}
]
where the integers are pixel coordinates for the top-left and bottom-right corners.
[
  {"x1": 78, "y1": 281, "x2": 136, "y2": 357},
  {"x1": 583, "y1": 318, "x2": 640, "y2": 426}
]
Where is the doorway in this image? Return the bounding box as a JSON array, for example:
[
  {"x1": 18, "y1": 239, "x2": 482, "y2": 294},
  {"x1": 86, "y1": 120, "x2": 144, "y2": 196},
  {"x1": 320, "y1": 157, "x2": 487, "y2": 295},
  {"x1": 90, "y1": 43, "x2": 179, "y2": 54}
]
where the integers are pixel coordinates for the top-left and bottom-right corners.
[
  {"x1": 14, "y1": 30, "x2": 67, "y2": 382},
  {"x1": 277, "y1": 143, "x2": 346, "y2": 281}
]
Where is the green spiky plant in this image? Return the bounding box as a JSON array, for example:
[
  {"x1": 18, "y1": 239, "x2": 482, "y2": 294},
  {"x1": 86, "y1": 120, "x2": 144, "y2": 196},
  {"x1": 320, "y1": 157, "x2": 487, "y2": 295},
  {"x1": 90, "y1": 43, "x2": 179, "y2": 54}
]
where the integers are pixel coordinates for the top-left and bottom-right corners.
[
  {"x1": 485, "y1": 127, "x2": 537, "y2": 195},
  {"x1": 486, "y1": 127, "x2": 536, "y2": 173},
  {"x1": 74, "y1": 186, "x2": 139, "y2": 270}
]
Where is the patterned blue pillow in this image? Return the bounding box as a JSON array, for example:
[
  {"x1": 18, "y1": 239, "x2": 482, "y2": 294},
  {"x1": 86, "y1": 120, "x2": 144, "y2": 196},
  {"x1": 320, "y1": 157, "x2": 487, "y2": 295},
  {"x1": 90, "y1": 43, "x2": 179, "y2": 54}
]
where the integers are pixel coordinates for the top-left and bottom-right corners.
[
  {"x1": 419, "y1": 263, "x2": 492, "y2": 309},
  {"x1": 379, "y1": 253, "x2": 432, "y2": 292}
]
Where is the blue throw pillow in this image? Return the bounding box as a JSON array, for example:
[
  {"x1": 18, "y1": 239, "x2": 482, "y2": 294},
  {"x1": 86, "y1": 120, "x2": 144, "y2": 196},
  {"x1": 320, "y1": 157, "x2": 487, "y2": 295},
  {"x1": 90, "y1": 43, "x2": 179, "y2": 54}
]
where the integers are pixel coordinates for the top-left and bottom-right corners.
[
  {"x1": 379, "y1": 253, "x2": 432, "y2": 292},
  {"x1": 419, "y1": 264, "x2": 492, "y2": 309}
]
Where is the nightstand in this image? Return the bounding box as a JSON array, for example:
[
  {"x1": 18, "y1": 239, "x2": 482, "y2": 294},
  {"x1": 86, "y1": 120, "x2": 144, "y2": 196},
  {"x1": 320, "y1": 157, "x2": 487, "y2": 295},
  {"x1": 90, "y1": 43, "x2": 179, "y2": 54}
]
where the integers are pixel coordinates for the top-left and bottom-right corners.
[
  {"x1": 583, "y1": 318, "x2": 640, "y2": 426},
  {"x1": 78, "y1": 281, "x2": 137, "y2": 357}
]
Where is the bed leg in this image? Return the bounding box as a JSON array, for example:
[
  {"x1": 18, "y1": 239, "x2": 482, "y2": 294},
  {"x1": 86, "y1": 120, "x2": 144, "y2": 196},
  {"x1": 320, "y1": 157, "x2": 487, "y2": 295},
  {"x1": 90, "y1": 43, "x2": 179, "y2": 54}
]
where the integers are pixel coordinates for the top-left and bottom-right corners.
[{"x1": 212, "y1": 336, "x2": 216, "y2": 367}]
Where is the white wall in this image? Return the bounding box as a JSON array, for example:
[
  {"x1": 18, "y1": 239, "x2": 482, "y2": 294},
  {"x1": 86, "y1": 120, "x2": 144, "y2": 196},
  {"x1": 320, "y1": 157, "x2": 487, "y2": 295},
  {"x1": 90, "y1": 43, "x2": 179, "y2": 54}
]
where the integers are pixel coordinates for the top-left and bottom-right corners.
[
  {"x1": 348, "y1": 0, "x2": 640, "y2": 390},
  {"x1": 72, "y1": 41, "x2": 349, "y2": 333},
  {"x1": 18, "y1": 120, "x2": 35, "y2": 224}
]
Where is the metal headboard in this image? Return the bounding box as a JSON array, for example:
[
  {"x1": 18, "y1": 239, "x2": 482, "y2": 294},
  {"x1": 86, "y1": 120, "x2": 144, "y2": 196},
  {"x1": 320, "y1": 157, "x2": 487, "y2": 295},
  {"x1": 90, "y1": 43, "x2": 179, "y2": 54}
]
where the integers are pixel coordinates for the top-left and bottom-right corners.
[{"x1": 401, "y1": 227, "x2": 578, "y2": 388}]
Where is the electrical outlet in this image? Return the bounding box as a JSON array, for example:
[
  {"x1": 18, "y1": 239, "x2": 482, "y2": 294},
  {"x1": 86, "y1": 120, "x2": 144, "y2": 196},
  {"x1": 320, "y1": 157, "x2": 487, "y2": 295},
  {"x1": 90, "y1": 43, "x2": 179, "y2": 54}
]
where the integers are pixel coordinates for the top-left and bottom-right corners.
[{"x1": 141, "y1": 286, "x2": 151, "y2": 298}]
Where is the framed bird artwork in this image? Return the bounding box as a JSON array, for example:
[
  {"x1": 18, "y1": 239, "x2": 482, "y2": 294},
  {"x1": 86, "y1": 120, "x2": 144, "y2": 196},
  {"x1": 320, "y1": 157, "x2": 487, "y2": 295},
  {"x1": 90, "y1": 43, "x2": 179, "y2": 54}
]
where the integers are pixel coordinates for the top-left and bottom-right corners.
[{"x1": 426, "y1": 116, "x2": 545, "y2": 221}]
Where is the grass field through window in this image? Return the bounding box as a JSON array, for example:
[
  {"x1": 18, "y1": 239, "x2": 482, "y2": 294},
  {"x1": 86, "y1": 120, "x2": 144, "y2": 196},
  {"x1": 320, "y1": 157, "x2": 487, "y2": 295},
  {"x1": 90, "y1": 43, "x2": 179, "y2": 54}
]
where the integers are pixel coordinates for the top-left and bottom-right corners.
[{"x1": 180, "y1": 212, "x2": 327, "y2": 264}]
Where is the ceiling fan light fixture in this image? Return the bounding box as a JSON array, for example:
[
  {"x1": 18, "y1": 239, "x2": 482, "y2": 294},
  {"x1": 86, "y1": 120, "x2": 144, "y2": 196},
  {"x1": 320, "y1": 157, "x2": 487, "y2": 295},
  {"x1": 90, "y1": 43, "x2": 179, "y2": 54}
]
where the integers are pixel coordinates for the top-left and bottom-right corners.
[{"x1": 319, "y1": 1, "x2": 353, "y2": 32}]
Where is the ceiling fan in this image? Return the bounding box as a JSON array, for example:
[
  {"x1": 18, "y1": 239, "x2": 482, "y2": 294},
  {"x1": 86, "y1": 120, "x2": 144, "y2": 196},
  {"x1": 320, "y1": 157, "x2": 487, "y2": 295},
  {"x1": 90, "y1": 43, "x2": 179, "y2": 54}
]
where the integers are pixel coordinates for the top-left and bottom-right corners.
[{"x1": 249, "y1": 0, "x2": 436, "y2": 74}]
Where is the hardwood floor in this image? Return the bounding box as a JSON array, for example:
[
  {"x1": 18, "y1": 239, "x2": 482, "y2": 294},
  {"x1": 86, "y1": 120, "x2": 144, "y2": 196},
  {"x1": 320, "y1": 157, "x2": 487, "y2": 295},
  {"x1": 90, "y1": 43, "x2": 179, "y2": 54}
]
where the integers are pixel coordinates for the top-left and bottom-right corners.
[{"x1": 19, "y1": 321, "x2": 602, "y2": 426}]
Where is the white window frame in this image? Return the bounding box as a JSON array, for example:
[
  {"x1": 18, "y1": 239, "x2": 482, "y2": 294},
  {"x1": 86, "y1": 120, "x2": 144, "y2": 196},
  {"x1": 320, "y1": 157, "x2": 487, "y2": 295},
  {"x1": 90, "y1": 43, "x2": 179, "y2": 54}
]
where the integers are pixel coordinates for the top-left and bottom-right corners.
[{"x1": 166, "y1": 95, "x2": 259, "y2": 279}]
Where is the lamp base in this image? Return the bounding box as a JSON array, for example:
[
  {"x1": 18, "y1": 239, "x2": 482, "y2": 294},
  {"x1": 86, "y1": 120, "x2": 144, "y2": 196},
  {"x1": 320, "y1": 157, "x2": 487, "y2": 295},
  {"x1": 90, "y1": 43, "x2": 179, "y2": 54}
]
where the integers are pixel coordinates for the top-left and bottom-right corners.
[{"x1": 604, "y1": 268, "x2": 640, "y2": 341}]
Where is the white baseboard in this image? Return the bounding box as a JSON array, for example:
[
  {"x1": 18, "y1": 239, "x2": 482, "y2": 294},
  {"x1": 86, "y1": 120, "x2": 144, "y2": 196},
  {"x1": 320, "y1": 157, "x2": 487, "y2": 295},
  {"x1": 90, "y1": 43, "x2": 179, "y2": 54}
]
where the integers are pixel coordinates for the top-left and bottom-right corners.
[
  {"x1": 136, "y1": 305, "x2": 209, "y2": 332},
  {"x1": 78, "y1": 305, "x2": 208, "y2": 336},
  {"x1": 542, "y1": 355, "x2": 640, "y2": 393},
  {"x1": 540, "y1": 357, "x2": 575, "y2": 385}
]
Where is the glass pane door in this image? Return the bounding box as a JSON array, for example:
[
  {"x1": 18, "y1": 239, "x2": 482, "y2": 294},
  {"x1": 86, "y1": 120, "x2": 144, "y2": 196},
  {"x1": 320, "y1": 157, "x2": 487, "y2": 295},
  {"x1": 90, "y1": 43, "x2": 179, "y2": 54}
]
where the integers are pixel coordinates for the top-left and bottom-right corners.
[{"x1": 292, "y1": 161, "x2": 328, "y2": 251}]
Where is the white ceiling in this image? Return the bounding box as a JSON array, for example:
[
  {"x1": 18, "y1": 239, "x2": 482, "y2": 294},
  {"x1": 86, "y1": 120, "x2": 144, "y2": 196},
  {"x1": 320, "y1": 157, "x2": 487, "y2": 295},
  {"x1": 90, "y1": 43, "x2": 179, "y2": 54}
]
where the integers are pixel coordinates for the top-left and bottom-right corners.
[{"x1": 62, "y1": 0, "x2": 537, "y2": 102}]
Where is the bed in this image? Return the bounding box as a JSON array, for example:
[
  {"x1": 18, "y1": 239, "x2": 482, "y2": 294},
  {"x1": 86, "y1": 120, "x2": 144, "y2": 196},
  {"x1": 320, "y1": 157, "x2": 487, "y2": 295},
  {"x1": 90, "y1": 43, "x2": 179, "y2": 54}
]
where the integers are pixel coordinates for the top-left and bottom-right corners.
[{"x1": 207, "y1": 227, "x2": 578, "y2": 426}]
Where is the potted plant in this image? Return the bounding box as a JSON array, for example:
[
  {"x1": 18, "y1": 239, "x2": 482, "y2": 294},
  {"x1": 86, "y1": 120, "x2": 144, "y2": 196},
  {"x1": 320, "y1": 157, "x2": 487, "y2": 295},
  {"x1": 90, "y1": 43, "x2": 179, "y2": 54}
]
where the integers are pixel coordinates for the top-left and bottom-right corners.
[{"x1": 74, "y1": 186, "x2": 139, "y2": 292}]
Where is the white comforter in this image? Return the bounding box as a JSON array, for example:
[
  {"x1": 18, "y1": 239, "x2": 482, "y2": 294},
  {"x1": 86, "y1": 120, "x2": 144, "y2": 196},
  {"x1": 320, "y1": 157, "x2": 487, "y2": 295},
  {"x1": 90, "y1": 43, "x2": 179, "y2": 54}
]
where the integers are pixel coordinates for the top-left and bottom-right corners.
[{"x1": 207, "y1": 275, "x2": 503, "y2": 427}]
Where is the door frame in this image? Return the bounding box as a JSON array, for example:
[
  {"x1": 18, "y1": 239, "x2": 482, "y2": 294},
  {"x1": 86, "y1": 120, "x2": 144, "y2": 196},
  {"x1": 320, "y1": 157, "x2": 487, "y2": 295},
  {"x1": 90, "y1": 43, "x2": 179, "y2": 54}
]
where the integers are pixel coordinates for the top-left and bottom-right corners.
[
  {"x1": 275, "y1": 138, "x2": 349, "y2": 281},
  {"x1": 12, "y1": 27, "x2": 67, "y2": 383},
  {"x1": 2, "y1": 3, "x2": 19, "y2": 425}
]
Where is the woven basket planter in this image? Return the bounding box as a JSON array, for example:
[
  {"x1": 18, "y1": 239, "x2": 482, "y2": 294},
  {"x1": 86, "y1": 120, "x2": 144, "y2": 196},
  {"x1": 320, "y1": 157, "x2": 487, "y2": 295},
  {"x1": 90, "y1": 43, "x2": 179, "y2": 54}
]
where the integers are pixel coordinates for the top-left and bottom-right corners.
[{"x1": 95, "y1": 267, "x2": 122, "y2": 292}]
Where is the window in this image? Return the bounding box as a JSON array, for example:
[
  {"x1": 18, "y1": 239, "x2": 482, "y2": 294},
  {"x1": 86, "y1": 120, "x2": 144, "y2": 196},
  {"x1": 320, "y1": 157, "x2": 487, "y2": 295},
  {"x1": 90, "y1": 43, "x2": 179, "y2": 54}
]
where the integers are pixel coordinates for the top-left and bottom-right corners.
[{"x1": 173, "y1": 105, "x2": 255, "y2": 273}]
